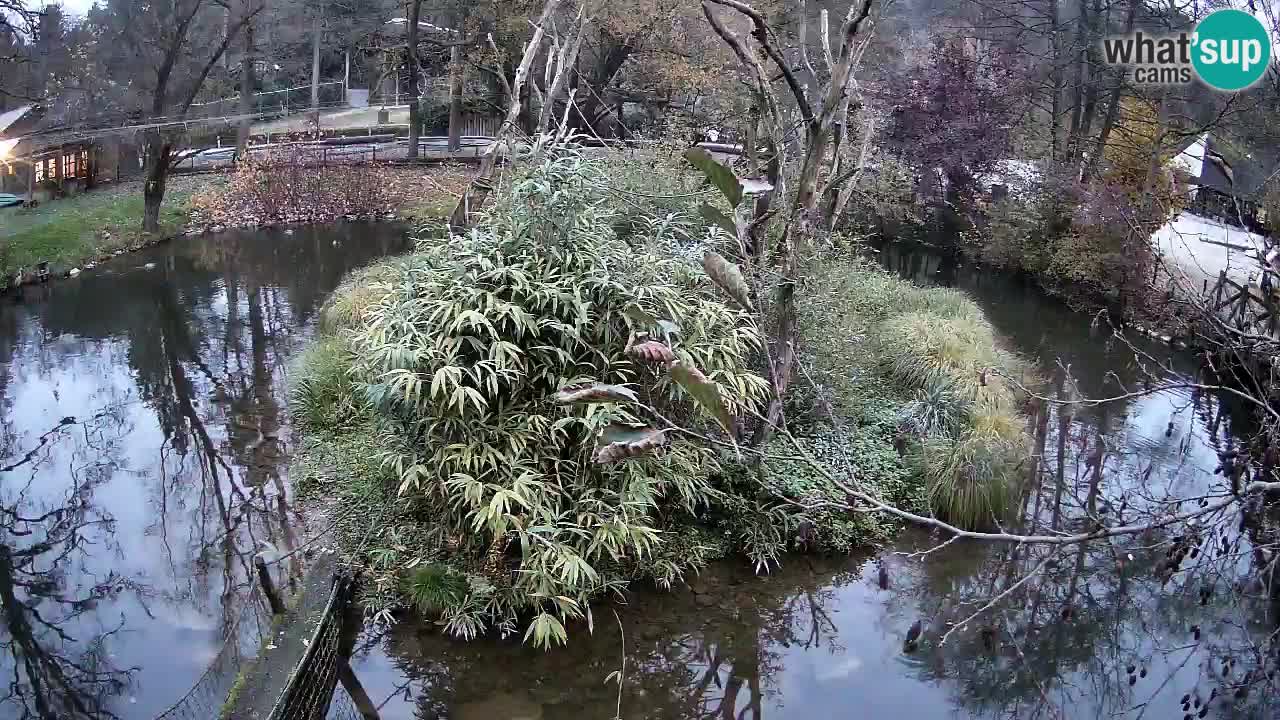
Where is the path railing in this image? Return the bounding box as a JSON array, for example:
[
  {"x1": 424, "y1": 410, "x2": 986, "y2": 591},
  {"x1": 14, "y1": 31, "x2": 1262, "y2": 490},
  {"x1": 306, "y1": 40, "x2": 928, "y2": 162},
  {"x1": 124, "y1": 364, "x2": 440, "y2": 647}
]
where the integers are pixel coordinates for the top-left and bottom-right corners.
[
  {"x1": 1207, "y1": 268, "x2": 1280, "y2": 340},
  {"x1": 267, "y1": 574, "x2": 354, "y2": 720}
]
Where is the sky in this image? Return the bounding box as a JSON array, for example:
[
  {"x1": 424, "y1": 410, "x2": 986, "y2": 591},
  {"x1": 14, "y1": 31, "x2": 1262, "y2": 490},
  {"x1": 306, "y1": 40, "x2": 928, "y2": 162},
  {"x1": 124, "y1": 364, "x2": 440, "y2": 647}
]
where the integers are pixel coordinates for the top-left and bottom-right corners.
[{"x1": 35, "y1": 0, "x2": 94, "y2": 16}]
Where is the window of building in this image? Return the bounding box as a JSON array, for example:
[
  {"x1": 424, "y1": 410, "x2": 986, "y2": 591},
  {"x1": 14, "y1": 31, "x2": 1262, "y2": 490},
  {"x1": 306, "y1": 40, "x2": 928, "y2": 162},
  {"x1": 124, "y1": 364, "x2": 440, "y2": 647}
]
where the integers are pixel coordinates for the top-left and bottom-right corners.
[
  {"x1": 79, "y1": 148, "x2": 89, "y2": 177},
  {"x1": 34, "y1": 160, "x2": 44, "y2": 183},
  {"x1": 64, "y1": 153, "x2": 76, "y2": 178}
]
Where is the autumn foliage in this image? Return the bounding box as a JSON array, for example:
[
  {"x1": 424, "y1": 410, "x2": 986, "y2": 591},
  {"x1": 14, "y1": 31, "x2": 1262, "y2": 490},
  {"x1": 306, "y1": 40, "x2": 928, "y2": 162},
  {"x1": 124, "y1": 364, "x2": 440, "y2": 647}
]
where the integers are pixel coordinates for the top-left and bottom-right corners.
[{"x1": 189, "y1": 150, "x2": 471, "y2": 229}]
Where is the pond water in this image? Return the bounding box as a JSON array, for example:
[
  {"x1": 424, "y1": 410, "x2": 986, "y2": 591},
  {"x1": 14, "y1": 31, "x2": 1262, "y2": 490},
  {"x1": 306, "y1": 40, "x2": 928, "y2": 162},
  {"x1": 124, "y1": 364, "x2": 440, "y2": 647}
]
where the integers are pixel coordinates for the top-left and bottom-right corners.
[
  {"x1": 340, "y1": 242, "x2": 1278, "y2": 720},
  {"x1": 3, "y1": 230, "x2": 1275, "y2": 720},
  {"x1": 0, "y1": 223, "x2": 411, "y2": 719}
]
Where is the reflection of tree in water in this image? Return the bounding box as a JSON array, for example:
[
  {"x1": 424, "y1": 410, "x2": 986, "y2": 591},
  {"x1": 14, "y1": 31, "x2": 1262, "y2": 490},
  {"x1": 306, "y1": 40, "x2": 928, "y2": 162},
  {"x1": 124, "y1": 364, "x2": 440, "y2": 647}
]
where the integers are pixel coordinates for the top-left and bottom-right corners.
[
  {"x1": 118, "y1": 228, "x2": 402, "y2": 625},
  {"x1": 375, "y1": 561, "x2": 854, "y2": 720},
  {"x1": 889, "y1": 391, "x2": 1279, "y2": 719},
  {"x1": 0, "y1": 224, "x2": 412, "y2": 715},
  {"x1": 0, "y1": 413, "x2": 138, "y2": 719}
]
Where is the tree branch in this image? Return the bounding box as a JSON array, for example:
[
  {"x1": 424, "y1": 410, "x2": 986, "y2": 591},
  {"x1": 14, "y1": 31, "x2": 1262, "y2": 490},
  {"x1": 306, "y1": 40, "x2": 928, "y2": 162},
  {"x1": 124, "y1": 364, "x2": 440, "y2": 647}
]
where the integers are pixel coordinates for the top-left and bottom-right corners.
[
  {"x1": 179, "y1": 3, "x2": 265, "y2": 115},
  {"x1": 704, "y1": 0, "x2": 815, "y2": 126}
]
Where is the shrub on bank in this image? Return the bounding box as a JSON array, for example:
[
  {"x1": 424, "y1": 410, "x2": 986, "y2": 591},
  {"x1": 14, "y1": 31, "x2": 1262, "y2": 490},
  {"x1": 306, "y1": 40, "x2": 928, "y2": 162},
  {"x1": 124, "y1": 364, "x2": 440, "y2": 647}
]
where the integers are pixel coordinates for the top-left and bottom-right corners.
[
  {"x1": 188, "y1": 150, "x2": 472, "y2": 229},
  {"x1": 295, "y1": 148, "x2": 769, "y2": 647},
  {"x1": 796, "y1": 254, "x2": 1032, "y2": 528},
  {"x1": 291, "y1": 150, "x2": 1033, "y2": 647}
]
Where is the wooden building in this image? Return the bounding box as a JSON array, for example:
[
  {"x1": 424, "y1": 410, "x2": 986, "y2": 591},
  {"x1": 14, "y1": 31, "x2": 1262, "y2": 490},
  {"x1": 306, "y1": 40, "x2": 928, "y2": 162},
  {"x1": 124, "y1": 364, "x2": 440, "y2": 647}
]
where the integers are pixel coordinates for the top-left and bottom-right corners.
[{"x1": 0, "y1": 104, "x2": 106, "y2": 201}]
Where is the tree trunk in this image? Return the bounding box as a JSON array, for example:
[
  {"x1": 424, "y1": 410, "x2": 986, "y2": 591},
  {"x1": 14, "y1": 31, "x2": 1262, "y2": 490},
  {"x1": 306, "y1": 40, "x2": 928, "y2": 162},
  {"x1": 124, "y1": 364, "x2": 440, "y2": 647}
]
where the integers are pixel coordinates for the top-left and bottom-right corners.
[
  {"x1": 142, "y1": 131, "x2": 171, "y2": 233},
  {"x1": 751, "y1": 124, "x2": 832, "y2": 445},
  {"x1": 1082, "y1": 0, "x2": 1137, "y2": 184},
  {"x1": 310, "y1": 1, "x2": 323, "y2": 125},
  {"x1": 448, "y1": 0, "x2": 561, "y2": 230},
  {"x1": 1048, "y1": 0, "x2": 1063, "y2": 163},
  {"x1": 236, "y1": 21, "x2": 256, "y2": 159},
  {"x1": 447, "y1": 43, "x2": 463, "y2": 151},
  {"x1": 406, "y1": 0, "x2": 422, "y2": 159},
  {"x1": 537, "y1": 9, "x2": 591, "y2": 135}
]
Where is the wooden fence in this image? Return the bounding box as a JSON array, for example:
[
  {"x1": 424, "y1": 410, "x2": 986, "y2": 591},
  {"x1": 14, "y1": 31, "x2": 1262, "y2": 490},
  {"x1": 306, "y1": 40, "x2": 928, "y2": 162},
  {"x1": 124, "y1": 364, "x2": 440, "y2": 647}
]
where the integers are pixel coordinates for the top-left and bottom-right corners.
[{"x1": 1206, "y1": 269, "x2": 1280, "y2": 339}]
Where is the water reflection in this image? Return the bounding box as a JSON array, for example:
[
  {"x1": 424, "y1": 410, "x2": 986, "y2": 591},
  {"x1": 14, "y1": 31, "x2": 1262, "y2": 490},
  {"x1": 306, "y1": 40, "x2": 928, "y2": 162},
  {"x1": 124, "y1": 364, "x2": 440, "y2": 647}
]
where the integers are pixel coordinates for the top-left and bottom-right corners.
[
  {"x1": 344, "y1": 242, "x2": 1277, "y2": 720},
  {"x1": 0, "y1": 223, "x2": 410, "y2": 719}
]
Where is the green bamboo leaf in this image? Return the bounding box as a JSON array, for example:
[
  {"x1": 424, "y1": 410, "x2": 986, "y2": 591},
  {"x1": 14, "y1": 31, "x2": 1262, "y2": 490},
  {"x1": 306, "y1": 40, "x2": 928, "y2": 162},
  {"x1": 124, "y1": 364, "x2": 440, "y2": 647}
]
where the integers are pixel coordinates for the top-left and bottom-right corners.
[
  {"x1": 702, "y1": 251, "x2": 753, "y2": 311},
  {"x1": 656, "y1": 319, "x2": 681, "y2": 338},
  {"x1": 669, "y1": 361, "x2": 734, "y2": 434},
  {"x1": 684, "y1": 147, "x2": 743, "y2": 208},
  {"x1": 523, "y1": 612, "x2": 568, "y2": 649},
  {"x1": 624, "y1": 304, "x2": 658, "y2": 327},
  {"x1": 554, "y1": 383, "x2": 639, "y2": 405},
  {"x1": 698, "y1": 203, "x2": 739, "y2": 238}
]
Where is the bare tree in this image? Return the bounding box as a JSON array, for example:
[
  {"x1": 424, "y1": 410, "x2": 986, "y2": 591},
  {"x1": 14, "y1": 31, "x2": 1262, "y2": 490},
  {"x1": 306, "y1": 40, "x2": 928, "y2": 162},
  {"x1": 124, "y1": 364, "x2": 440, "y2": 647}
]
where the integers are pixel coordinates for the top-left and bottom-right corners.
[
  {"x1": 0, "y1": 1, "x2": 38, "y2": 102},
  {"x1": 699, "y1": 0, "x2": 875, "y2": 447},
  {"x1": 310, "y1": 0, "x2": 324, "y2": 125},
  {"x1": 93, "y1": 0, "x2": 265, "y2": 231},
  {"x1": 447, "y1": 0, "x2": 563, "y2": 229},
  {"x1": 235, "y1": 0, "x2": 257, "y2": 158},
  {"x1": 533, "y1": 2, "x2": 594, "y2": 135}
]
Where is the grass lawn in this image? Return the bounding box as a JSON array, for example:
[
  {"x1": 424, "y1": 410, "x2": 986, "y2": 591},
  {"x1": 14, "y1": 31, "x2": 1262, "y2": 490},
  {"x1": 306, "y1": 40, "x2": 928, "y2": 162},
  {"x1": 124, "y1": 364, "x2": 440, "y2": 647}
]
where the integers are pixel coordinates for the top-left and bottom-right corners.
[{"x1": 0, "y1": 175, "x2": 219, "y2": 282}]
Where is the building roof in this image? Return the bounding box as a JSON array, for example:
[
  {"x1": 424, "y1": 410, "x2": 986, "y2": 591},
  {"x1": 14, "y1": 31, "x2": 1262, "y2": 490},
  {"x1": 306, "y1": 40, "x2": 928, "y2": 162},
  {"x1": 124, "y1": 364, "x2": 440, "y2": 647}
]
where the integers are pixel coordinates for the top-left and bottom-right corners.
[
  {"x1": 1187, "y1": 133, "x2": 1280, "y2": 199},
  {"x1": 0, "y1": 105, "x2": 35, "y2": 136}
]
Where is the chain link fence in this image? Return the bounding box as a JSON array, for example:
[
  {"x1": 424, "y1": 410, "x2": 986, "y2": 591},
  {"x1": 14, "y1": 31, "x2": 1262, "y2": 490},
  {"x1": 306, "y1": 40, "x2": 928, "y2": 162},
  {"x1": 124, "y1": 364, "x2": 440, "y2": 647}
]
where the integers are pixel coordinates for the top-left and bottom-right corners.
[
  {"x1": 187, "y1": 82, "x2": 349, "y2": 121},
  {"x1": 267, "y1": 574, "x2": 354, "y2": 720},
  {"x1": 152, "y1": 587, "x2": 271, "y2": 720}
]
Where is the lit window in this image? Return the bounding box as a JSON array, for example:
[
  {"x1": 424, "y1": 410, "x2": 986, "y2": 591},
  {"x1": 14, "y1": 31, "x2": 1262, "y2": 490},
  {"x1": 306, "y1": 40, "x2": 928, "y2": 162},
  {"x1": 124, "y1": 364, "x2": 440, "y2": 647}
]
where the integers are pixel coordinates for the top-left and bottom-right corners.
[
  {"x1": 64, "y1": 153, "x2": 76, "y2": 177},
  {"x1": 35, "y1": 161, "x2": 44, "y2": 183},
  {"x1": 79, "y1": 148, "x2": 89, "y2": 177}
]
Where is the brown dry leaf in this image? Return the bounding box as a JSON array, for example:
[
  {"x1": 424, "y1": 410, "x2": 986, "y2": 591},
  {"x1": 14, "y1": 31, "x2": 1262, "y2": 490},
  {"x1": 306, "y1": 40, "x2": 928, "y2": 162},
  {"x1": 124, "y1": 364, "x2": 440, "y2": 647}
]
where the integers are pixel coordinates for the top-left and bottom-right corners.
[
  {"x1": 592, "y1": 424, "x2": 667, "y2": 464},
  {"x1": 553, "y1": 383, "x2": 639, "y2": 405},
  {"x1": 626, "y1": 340, "x2": 676, "y2": 365}
]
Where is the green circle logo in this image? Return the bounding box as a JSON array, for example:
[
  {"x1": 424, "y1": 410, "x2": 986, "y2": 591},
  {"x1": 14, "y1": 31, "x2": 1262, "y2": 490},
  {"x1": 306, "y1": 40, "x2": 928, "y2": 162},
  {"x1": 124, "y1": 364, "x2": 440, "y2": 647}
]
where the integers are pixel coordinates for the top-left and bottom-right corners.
[{"x1": 1192, "y1": 9, "x2": 1271, "y2": 91}]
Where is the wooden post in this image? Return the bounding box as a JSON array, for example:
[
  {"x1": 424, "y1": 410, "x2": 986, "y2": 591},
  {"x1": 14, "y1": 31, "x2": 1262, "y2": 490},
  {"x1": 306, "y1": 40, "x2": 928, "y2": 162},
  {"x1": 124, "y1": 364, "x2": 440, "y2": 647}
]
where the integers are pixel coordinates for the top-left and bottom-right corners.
[
  {"x1": 255, "y1": 554, "x2": 286, "y2": 615},
  {"x1": 338, "y1": 663, "x2": 382, "y2": 720},
  {"x1": 1235, "y1": 284, "x2": 1250, "y2": 329}
]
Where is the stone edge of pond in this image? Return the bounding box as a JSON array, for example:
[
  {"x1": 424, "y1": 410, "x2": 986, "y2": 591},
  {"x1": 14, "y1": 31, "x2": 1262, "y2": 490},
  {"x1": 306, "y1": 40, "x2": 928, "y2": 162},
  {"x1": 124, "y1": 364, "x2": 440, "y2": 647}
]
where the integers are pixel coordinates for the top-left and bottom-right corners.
[{"x1": 220, "y1": 551, "x2": 341, "y2": 720}]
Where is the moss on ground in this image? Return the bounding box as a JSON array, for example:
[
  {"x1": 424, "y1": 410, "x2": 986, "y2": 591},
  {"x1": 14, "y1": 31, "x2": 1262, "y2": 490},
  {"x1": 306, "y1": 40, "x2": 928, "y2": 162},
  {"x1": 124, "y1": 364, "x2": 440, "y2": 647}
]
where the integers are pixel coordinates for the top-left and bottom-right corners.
[{"x1": 0, "y1": 176, "x2": 217, "y2": 282}]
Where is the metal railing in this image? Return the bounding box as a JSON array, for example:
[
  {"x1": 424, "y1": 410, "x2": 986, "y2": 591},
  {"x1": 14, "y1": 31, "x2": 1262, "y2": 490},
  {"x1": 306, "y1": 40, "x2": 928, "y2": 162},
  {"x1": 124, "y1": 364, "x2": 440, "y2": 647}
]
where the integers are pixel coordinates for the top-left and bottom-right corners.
[
  {"x1": 268, "y1": 574, "x2": 354, "y2": 720},
  {"x1": 188, "y1": 82, "x2": 349, "y2": 121}
]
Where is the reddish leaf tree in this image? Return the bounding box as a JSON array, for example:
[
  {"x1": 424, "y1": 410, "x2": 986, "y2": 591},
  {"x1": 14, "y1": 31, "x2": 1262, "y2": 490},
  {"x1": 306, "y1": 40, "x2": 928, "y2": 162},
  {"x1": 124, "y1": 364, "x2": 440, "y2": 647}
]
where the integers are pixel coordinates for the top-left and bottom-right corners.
[{"x1": 883, "y1": 37, "x2": 1022, "y2": 206}]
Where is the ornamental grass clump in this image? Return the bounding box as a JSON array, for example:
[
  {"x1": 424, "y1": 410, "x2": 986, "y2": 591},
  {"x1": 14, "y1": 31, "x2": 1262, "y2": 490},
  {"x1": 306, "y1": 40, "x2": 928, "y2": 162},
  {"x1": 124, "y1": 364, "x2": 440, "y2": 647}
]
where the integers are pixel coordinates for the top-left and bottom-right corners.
[
  {"x1": 871, "y1": 297, "x2": 1030, "y2": 528},
  {"x1": 799, "y1": 256, "x2": 1032, "y2": 530},
  {"x1": 316, "y1": 148, "x2": 767, "y2": 647}
]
